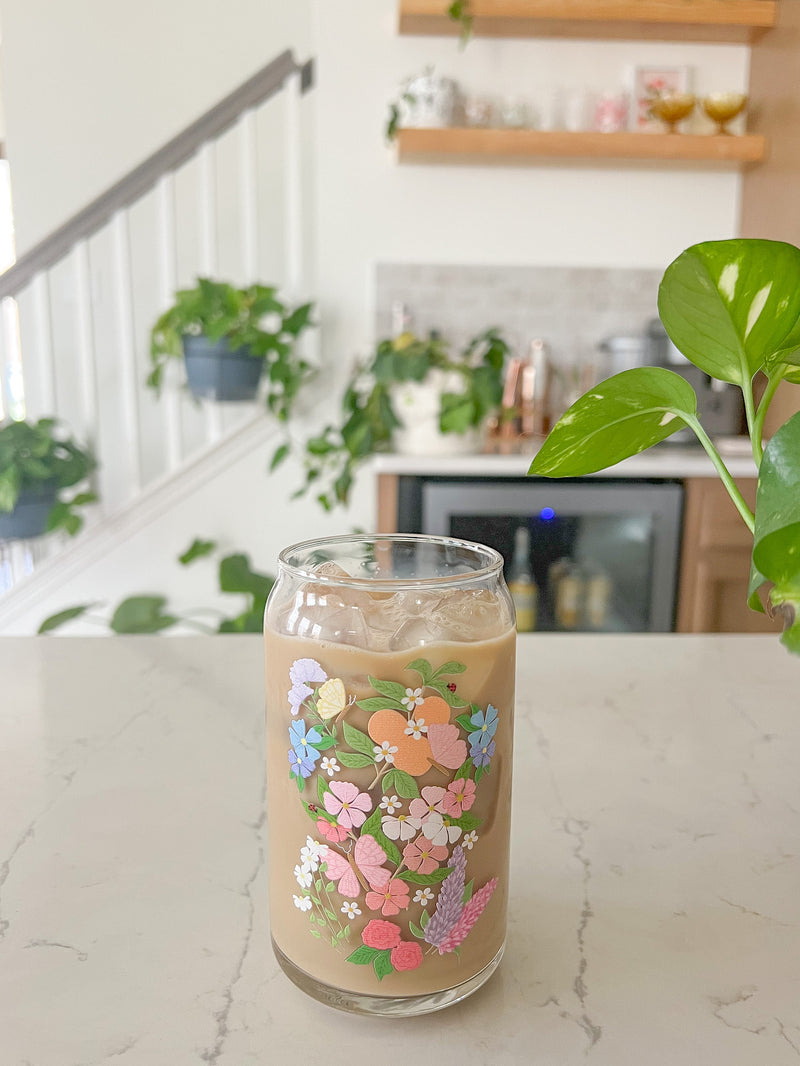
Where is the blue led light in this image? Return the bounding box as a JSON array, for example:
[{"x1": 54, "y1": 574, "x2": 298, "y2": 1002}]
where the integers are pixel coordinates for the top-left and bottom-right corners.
[{"x1": 540, "y1": 506, "x2": 556, "y2": 521}]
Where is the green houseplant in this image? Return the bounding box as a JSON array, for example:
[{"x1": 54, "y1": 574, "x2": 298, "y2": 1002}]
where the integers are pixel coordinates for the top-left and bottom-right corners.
[
  {"x1": 148, "y1": 278, "x2": 314, "y2": 414},
  {"x1": 0, "y1": 418, "x2": 96, "y2": 539},
  {"x1": 277, "y1": 326, "x2": 510, "y2": 511},
  {"x1": 39, "y1": 537, "x2": 274, "y2": 634},
  {"x1": 530, "y1": 238, "x2": 800, "y2": 655}
]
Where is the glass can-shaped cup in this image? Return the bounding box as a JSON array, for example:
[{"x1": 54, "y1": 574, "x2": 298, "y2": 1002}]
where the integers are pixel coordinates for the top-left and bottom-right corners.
[{"x1": 264, "y1": 534, "x2": 516, "y2": 1015}]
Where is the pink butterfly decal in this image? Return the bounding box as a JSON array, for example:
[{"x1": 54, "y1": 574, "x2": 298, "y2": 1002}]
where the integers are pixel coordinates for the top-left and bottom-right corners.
[
  {"x1": 428, "y1": 723, "x2": 467, "y2": 770},
  {"x1": 321, "y1": 836, "x2": 391, "y2": 898}
]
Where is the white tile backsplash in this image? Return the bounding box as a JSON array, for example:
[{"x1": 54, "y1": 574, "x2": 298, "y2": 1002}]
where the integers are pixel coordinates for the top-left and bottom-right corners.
[{"x1": 375, "y1": 263, "x2": 662, "y2": 369}]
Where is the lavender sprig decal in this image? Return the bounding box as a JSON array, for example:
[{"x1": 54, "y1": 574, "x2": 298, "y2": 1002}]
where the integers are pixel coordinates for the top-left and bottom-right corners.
[{"x1": 424, "y1": 846, "x2": 466, "y2": 949}]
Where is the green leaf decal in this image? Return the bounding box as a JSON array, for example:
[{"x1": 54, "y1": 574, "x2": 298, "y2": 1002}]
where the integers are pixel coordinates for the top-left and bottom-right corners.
[
  {"x1": 658, "y1": 238, "x2": 800, "y2": 384},
  {"x1": 390, "y1": 769, "x2": 420, "y2": 799},
  {"x1": 336, "y1": 751, "x2": 375, "y2": 769},
  {"x1": 450, "y1": 812, "x2": 481, "y2": 832},
  {"x1": 308, "y1": 734, "x2": 336, "y2": 751},
  {"x1": 462, "y1": 878, "x2": 474, "y2": 905},
  {"x1": 397, "y1": 867, "x2": 453, "y2": 885},
  {"x1": 404, "y1": 658, "x2": 433, "y2": 683},
  {"x1": 346, "y1": 945, "x2": 381, "y2": 965},
  {"x1": 373, "y1": 950, "x2": 394, "y2": 981},
  {"x1": 408, "y1": 920, "x2": 425, "y2": 939},
  {"x1": 455, "y1": 713, "x2": 474, "y2": 732},
  {"x1": 317, "y1": 776, "x2": 329, "y2": 805},
  {"x1": 529, "y1": 367, "x2": 697, "y2": 477},
  {"x1": 433, "y1": 660, "x2": 466, "y2": 677},
  {"x1": 342, "y1": 722, "x2": 376, "y2": 757},
  {"x1": 368, "y1": 676, "x2": 408, "y2": 702},
  {"x1": 356, "y1": 696, "x2": 406, "y2": 714},
  {"x1": 427, "y1": 680, "x2": 467, "y2": 707},
  {"x1": 420, "y1": 908, "x2": 430, "y2": 930}
]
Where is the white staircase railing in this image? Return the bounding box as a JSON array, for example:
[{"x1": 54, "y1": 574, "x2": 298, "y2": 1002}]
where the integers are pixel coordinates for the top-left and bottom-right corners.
[{"x1": 0, "y1": 50, "x2": 314, "y2": 592}]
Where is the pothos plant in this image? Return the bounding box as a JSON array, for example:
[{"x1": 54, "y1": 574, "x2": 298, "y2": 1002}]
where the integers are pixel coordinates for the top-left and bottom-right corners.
[
  {"x1": 530, "y1": 238, "x2": 800, "y2": 655},
  {"x1": 38, "y1": 538, "x2": 274, "y2": 634},
  {"x1": 0, "y1": 418, "x2": 97, "y2": 536},
  {"x1": 447, "y1": 0, "x2": 474, "y2": 45},
  {"x1": 148, "y1": 278, "x2": 315, "y2": 422},
  {"x1": 274, "y1": 327, "x2": 510, "y2": 511}
]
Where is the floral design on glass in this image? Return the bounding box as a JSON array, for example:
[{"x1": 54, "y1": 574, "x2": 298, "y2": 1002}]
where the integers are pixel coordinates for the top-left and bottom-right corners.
[{"x1": 286, "y1": 656, "x2": 499, "y2": 981}]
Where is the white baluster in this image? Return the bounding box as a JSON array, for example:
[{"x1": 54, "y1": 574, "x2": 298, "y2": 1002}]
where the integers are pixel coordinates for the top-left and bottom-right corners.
[
  {"x1": 73, "y1": 241, "x2": 99, "y2": 443},
  {"x1": 30, "y1": 273, "x2": 57, "y2": 416},
  {"x1": 111, "y1": 210, "x2": 143, "y2": 495},
  {"x1": 284, "y1": 69, "x2": 303, "y2": 298},
  {"x1": 197, "y1": 143, "x2": 223, "y2": 443},
  {"x1": 239, "y1": 108, "x2": 259, "y2": 279},
  {"x1": 1, "y1": 298, "x2": 24, "y2": 422},
  {"x1": 0, "y1": 297, "x2": 9, "y2": 421},
  {"x1": 156, "y1": 173, "x2": 183, "y2": 470}
]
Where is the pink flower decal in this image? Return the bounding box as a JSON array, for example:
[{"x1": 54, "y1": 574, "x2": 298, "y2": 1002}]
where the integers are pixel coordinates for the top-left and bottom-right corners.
[
  {"x1": 361, "y1": 919, "x2": 402, "y2": 950},
  {"x1": 427, "y1": 723, "x2": 468, "y2": 770},
  {"x1": 323, "y1": 780, "x2": 372, "y2": 830},
  {"x1": 440, "y1": 777, "x2": 476, "y2": 817},
  {"x1": 390, "y1": 941, "x2": 423, "y2": 972},
  {"x1": 316, "y1": 818, "x2": 349, "y2": 844},
  {"x1": 402, "y1": 838, "x2": 449, "y2": 875},
  {"x1": 365, "y1": 878, "x2": 411, "y2": 917},
  {"x1": 409, "y1": 785, "x2": 447, "y2": 822}
]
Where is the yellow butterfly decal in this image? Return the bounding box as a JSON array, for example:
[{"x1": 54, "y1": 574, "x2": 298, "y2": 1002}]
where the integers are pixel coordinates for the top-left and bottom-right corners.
[{"x1": 316, "y1": 677, "x2": 347, "y2": 720}]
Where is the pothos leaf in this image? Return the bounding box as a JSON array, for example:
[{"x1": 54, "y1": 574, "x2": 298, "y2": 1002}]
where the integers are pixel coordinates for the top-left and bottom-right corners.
[{"x1": 529, "y1": 367, "x2": 697, "y2": 477}]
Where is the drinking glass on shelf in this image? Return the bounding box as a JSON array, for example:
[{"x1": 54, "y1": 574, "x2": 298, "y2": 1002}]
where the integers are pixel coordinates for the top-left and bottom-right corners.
[
  {"x1": 649, "y1": 92, "x2": 696, "y2": 133},
  {"x1": 264, "y1": 533, "x2": 516, "y2": 1016},
  {"x1": 702, "y1": 92, "x2": 748, "y2": 134}
]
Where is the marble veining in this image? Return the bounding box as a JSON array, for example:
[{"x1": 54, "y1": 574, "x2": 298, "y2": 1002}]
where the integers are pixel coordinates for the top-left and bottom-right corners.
[{"x1": 1, "y1": 634, "x2": 799, "y2": 1065}]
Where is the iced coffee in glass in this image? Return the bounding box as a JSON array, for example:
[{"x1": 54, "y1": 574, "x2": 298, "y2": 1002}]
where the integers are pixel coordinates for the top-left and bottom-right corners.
[{"x1": 264, "y1": 534, "x2": 515, "y2": 1015}]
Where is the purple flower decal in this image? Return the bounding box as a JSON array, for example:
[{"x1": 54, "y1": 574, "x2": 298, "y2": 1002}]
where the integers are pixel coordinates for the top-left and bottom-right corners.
[
  {"x1": 424, "y1": 844, "x2": 466, "y2": 948},
  {"x1": 290, "y1": 658, "x2": 327, "y2": 685},
  {"x1": 470, "y1": 737, "x2": 495, "y2": 768},
  {"x1": 288, "y1": 747, "x2": 316, "y2": 779},
  {"x1": 288, "y1": 658, "x2": 327, "y2": 716}
]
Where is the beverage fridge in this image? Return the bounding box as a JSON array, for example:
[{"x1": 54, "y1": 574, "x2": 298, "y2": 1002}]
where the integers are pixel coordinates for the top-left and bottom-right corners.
[{"x1": 395, "y1": 477, "x2": 684, "y2": 633}]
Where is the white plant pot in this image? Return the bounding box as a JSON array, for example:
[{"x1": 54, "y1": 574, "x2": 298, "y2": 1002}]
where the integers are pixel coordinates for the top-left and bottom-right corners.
[
  {"x1": 400, "y1": 74, "x2": 458, "y2": 129},
  {"x1": 391, "y1": 371, "x2": 483, "y2": 457}
]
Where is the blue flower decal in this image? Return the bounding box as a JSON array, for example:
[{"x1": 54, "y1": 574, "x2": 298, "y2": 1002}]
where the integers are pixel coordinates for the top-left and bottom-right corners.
[
  {"x1": 470, "y1": 737, "x2": 496, "y2": 769},
  {"x1": 289, "y1": 719, "x2": 323, "y2": 764},
  {"x1": 288, "y1": 746, "x2": 316, "y2": 778},
  {"x1": 468, "y1": 704, "x2": 498, "y2": 749}
]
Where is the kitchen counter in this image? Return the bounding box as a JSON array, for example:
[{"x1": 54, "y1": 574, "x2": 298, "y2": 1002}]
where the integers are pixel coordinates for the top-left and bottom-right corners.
[
  {"x1": 371, "y1": 439, "x2": 758, "y2": 479},
  {"x1": 1, "y1": 634, "x2": 798, "y2": 1064}
]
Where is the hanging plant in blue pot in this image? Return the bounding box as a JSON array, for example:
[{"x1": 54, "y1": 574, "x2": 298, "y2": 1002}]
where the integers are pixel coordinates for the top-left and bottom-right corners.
[
  {"x1": 0, "y1": 418, "x2": 97, "y2": 540},
  {"x1": 147, "y1": 278, "x2": 315, "y2": 410}
]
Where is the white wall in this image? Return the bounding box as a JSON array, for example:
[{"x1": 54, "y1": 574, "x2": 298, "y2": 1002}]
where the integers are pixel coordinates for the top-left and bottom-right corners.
[{"x1": 0, "y1": 0, "x2": 751, "y2": 632}]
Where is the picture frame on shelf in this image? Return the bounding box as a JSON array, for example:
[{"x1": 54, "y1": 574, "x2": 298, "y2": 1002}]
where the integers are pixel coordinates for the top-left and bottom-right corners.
[{"x1": 629, "y1": 66, "x2": 692, "y2": 132}]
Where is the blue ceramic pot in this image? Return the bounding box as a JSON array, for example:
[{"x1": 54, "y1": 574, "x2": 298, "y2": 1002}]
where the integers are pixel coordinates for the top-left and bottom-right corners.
[
  {"x1": 0, "y1": 482, "x2": 58, "y2": 540},
  {"x1": 182, "y1": 335, "x2": 263, "y2": 402}
]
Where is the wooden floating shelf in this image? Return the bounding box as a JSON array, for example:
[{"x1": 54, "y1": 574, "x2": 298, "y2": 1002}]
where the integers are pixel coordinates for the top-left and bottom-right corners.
[
  {"x1": 398, "y1": 0, "x2": 777, "y2": 43},
  {"x1": 396, "y1": 127, "x2": 768, "y2": 168}
]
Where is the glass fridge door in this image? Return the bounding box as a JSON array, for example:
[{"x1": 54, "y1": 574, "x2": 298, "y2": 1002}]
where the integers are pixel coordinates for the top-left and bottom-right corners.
[{"x1": 421, "y1": 480, "x2": 683, "y2": 633}]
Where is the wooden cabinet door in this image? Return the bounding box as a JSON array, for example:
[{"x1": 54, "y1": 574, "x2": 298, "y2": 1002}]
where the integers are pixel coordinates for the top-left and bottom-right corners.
[{"x1": 677, "y1": 478, "x2": 782, "y2": 634}]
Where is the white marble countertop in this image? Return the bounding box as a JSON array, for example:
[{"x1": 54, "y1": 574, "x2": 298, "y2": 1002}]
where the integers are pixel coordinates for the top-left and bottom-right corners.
[
  {"x1": 2, "y1": 634, "x2": 798, "y2": 1065},
  {"x1": 370, "y1": 441, "x2": 758, "y2": 479}
]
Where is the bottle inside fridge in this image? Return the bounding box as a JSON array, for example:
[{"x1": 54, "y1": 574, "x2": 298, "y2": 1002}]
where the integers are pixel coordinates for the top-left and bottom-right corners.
[{"x1": 507, "y1": 524, "x2": 538, "y2": 632}]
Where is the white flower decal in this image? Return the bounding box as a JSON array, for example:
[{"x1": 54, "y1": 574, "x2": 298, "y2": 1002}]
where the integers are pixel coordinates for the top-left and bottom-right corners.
[
  {"x1": 294, "y1": 864, "x2": 313, "y2": 889},
  {"x1": 341, "y1": 900, "x2": 362, "y2": 919},
  {"x1": 461, "y1": 830, "x2": 479, "y2": 850},
  {"x1": 380, "y1": 794, "x2": 401, "y2": 814},
  {"x1": 404, "y1": 717, "x2": 428, "y2": 739},
  {"x1": 412, "y1": 887, "x2": 435, "y2": 905},
  {"x1": 293, "y1": 894, "x2": 313, "y2": 912},
  {"x1": 373, "y1": 740, "x2": 398, "y2": 765},
  {"x1": 320, "y1": 756, "x2": 340, "y2": 778},
  {"x1": 401, "y1": 687, "x2": 424, "y2": 710}
]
